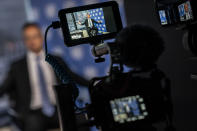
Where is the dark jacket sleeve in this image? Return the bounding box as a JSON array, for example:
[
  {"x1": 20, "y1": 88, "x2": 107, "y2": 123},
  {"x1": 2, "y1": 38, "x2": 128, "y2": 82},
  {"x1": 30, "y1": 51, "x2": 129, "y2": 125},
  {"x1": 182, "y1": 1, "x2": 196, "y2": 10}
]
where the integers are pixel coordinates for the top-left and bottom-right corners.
[
  {"x1": 54, "y1": 56, "x2": 89, "y2": 87},
  {"x1": 0, "y1": 64, "x2": 15, "y2": 96},
  {"x1": 92, "y1": 19, "x2": 99, "y2": 24}
]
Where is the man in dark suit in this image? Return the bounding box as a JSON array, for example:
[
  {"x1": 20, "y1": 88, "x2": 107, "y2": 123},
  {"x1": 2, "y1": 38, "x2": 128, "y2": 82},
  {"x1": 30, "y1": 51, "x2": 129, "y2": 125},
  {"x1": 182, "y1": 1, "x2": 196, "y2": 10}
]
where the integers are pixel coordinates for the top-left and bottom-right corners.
[
  {"x1": 0, "y1": 23, "x2": 89, "y2": 131},
  {"x1": 78, "y1": 13, "x2": 102, "y2": 37}
]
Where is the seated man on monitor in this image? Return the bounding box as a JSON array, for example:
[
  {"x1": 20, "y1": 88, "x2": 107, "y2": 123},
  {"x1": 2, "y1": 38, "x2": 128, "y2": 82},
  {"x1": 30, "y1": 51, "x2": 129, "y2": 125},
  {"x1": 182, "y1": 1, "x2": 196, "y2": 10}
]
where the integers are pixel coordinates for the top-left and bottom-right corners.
[{"x1": 78, "y1": 13, "x2": 102, "y2": 37}]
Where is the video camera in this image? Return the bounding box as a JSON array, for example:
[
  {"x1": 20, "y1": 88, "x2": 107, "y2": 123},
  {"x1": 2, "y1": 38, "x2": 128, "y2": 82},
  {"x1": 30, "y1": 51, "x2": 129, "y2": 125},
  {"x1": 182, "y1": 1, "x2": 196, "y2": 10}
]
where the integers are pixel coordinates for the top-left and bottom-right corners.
[
  {"x1": 155, "y1": 0, "x2": 197, "y2": 56},
  {"x1": 44, "y1": 1, "x2": 174, "y2": 131}
]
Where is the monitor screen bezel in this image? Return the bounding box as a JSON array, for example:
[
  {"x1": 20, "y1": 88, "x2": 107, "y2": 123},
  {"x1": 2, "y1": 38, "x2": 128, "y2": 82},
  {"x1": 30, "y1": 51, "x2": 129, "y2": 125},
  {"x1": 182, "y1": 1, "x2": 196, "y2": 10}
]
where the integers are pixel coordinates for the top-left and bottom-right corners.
[{"x1": 58, "y1": 1, "x2": 123, "y2": 47}]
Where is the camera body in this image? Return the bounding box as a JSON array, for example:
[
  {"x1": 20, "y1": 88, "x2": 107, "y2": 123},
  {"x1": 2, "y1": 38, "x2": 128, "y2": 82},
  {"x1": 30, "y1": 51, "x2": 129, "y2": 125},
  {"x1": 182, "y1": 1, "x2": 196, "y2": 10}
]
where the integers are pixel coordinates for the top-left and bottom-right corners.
[
  {"x1": 88, "y1": 68, "x2": 171, "y2": 131},
  {"x1": 155, "y1": 0, "x2": 197, "y2": 56}
]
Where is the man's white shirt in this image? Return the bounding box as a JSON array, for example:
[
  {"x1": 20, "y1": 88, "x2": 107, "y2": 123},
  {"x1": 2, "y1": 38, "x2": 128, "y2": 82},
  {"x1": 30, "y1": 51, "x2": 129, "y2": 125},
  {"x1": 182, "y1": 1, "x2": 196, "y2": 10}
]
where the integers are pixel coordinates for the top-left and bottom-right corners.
[
  {"x1": 88, "y1": 18, "x2": 93, "y2": 28},
  {"x1": 27, "y1": 50, "x2": 57, "y2": 110}
]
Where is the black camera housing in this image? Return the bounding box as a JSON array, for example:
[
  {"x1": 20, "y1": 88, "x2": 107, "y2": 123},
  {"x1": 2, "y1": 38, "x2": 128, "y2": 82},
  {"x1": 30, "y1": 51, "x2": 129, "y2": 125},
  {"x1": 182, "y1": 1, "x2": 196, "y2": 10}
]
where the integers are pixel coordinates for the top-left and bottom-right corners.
[
  {"x1": 58, "y1": 1, "x2": 123, "y2": 47},
  {"x1": 89, "y1": 70, "x2": 170, "y2": 131}
]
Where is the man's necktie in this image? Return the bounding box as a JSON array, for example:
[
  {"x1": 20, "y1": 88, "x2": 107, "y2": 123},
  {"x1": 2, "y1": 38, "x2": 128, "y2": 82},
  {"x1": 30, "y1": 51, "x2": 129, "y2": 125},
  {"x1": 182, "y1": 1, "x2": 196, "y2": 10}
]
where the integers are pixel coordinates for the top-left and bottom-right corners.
[{"x1": 36, "y1": 56, "x2": 55, "y2": 117}]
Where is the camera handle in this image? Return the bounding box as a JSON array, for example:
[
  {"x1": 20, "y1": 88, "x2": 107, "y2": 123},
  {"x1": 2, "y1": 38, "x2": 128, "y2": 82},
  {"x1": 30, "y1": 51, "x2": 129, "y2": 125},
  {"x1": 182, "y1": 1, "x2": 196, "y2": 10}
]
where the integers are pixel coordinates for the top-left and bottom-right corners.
[{"x1": 54, "y1": 84, "x2": 78, "y2": 131}]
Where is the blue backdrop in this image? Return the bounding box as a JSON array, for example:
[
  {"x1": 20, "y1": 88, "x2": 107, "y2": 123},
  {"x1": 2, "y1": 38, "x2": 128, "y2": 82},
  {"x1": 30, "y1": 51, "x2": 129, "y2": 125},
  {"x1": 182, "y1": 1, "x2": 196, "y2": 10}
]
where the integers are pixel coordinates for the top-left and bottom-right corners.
[{"x1": 89, "y1": 8, "x2": 107, "y2": 33}]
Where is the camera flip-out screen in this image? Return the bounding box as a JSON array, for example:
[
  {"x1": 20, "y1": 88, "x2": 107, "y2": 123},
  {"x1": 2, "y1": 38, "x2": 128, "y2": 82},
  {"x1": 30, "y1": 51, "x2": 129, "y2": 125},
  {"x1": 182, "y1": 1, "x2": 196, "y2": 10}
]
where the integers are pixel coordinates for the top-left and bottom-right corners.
[
  {"x1": 178, "y1": 1, "x2": 194, "y2": 22},
  {"x1": 159, "y1": 10, "x2": 168, "y2": 25},
  {"x1": 58, "y1": 1, "x2": 123, "y2": 47},
  {"x1": 110, "y1": 95, "x2": 148, "y2": 124}
]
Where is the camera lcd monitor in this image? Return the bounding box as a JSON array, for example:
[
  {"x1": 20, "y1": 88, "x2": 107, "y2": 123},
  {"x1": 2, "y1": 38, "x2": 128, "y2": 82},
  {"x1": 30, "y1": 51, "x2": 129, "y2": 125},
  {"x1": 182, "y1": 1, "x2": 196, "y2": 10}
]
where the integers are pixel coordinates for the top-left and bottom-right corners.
[
  {"x1": 58, "y1": 1, "x2": 123, "y2": 47},
  {"x1": 110, "y1": 95, "x2": 148, "y2": 124},
  {"x1": 178, "y1": 1, "x2": 194, "y2": 21},
  {"x1": 66, "y1": 7, "x2": 117, "y2": 40},
  {"x1": 159, "y1": 10, "x2": 168, "y2": 25}
]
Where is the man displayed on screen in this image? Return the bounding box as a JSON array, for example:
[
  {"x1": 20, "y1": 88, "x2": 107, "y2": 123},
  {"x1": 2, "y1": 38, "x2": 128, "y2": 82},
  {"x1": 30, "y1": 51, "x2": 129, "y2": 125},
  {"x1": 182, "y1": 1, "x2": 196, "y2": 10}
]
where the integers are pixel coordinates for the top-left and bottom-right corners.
[
  {"x1": 78, "y1": 13, "x2": 102, "y2": 37},
  {"x1": 159, "y1": 10, "x2": 168, "y2": 25},
  {"x1": 178, "y1": 1, "x2": 193, "y2": 21},
  {"x1": 184, "y1": 2, "x2": 193, "y2": 20}
]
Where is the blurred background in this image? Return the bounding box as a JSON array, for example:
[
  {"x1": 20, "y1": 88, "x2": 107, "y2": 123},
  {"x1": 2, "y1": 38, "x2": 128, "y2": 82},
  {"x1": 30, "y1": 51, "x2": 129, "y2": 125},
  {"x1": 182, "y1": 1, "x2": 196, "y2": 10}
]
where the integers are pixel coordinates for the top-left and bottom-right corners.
[{"x1": 0, "y1": 0, "x2": 197, "y2": 131}]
